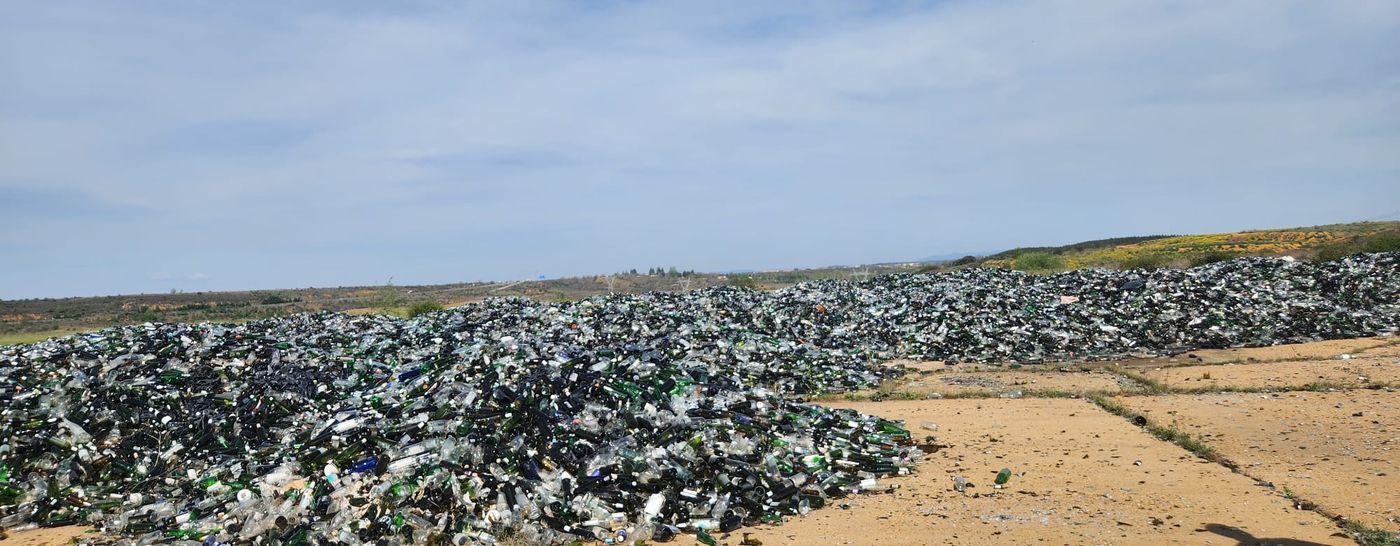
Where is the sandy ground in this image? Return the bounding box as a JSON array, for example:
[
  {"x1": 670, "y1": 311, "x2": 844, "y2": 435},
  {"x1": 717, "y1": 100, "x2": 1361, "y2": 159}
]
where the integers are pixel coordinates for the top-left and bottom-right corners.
[
  {"x1": 740, "y1": 398, "x2": 1348, "y2": 545},
  {"x1": 1141, "y1": 355, "x2": 1400, "y2": 391},
  {"x1": 0, "y1": 527, "x2": 91, "y2": 545},
  {"x1": 1095, "y1": 336, "x2": 1399, "y2": 371},
  {"x1": 1361, "y1": 343, "x2": 1400, "y2": 359},
  {"x1": 1124, "y1": 390, "x2": 1400, "y2": 532},
  {"x1": 878, "y1": 369, "x2": 1134, "y2": 397},
  {"x1": 1155, "y1": 337, "x2": 1397, "y2": 366}
]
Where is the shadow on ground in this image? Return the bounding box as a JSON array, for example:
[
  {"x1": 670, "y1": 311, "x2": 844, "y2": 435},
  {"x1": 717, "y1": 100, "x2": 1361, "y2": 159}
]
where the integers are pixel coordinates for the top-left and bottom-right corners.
[{"x1": 1202, "y1": 523, "x2": 1336, "y2": 546}]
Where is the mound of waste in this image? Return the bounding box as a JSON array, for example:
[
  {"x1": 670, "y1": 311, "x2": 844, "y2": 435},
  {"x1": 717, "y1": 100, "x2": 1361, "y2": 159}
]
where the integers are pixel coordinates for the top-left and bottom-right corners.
[{"x1": 1, "y1": 253, "x2": 1397, "y2": 544}]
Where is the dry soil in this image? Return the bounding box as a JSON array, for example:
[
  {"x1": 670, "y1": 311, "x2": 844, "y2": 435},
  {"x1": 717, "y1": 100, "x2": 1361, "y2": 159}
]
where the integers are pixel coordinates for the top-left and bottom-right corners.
[
  {"x1": 1124, "y1": 390, "x2": 1400, "y2": 532},
  {"x1": 740, "y1": 398, "x2": 1351, "y2": 546}
]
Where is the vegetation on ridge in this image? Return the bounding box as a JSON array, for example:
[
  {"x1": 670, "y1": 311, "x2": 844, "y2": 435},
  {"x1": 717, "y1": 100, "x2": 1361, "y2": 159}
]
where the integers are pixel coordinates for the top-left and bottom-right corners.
[{"x1": 956, "y1": 221, "x2": 1400, "y2": 273}]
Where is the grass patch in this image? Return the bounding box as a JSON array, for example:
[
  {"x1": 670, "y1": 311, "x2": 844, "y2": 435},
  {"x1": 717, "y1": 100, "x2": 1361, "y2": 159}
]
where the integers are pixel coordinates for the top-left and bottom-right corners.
[
  {"x1": 1173, "y1": 381, "x2": 1395, "y2": 395},
  {"x1": 979, "y1": 222, "x2": 1398, "y2": 270},
  {"x1": 1277, "y1": 486, "x2": 1399, "y2": 545},
  {"x1": 406, "y1": 301, "x2": 445, "y2": 318},
  {"x1": 1114, "y1": 370, "x2": 1169, "y2": 394},
  {"x1": 1299, "y1": 381, "x2": 1350, "y2": 392},
  {"x1": 1012, "y1": 252, "x2": 1066, "y2": 272},
  {"x1": 1090, "y1": 396, "x2": 1224, "y2": 464},
  {"x1": 868, "y1": 390, "x2": 931, "y2": 401},
  {"x1": 1279, "y1": 485, "x2": 1319, "y2": 510},
  {"x1": 1089, "y1": 395, "x2": 1130, "y2": 415},
  {"x1": 1342, "y1": 519, "x2": 1400, "y2": 546},
  {"x1": 1189, "y1": 251, "x2": 1236, "y2": 267},
  {"x1": 1314, "y1": 230, "x2": 1400, "y2": 262},
  {"x1": 727, "y1": 275, "x2": 759, "y2": 289},
  {"x1": 1171, "y1": 384, "x2": 1274, "y2": 395},
  {"x1": 1019, "y1": 388, "x2": 1080, "y2": 399},
  {"x1": 0, "y1": 329, "x2": 90, "y2": 346},
  {"x1": 829, "y1": 390, "x2": 936, "y2": 402},
  {"x1": 1150, "y1": 425, "x2": 1221, "y2": 463}
]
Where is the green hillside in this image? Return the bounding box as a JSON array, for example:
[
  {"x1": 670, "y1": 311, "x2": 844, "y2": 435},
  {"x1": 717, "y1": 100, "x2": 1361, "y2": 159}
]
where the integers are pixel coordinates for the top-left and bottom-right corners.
[{"x1": 978, "y1": 221, "x2": 1400, "y2": 272}]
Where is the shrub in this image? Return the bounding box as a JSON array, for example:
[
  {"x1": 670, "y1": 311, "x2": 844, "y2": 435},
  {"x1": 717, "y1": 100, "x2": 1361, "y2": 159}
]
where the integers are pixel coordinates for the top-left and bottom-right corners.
[
  {"x1": 1012, "y1": 252, "x2": 1065, "y2": 272},
  {"x1": 407, "y1": 301, "x2": 444, "y2": 318},
  {"x1": 728, "y1": 275, "x2": 758, "y2": 289},
  {"x1": 1358, "y1": 233, "x2": 1400, "y2": 253},
  {"x1": 1189, "y1": 252, "x2": 1234, "y2": 267},
  {"x1": 372, "y1": 284, "x2": 408, "y2": 309},
  {"x1": 1313, "y1": 241, "x2": 1352, "y2": 262},
  {"x1": 1313, "y1": 232, "x2": 1400, "y2": 262},
  {"x1": 132, "y1": 307, "x2": 160, "y2": 322}
]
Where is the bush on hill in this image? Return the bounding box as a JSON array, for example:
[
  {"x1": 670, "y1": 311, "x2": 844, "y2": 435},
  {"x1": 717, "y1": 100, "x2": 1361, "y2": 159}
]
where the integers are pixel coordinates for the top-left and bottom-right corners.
[
  {"x1": 407, "y1": 301, "x2": 445, "y2": 318},
  {"x1": 1013, "y1": 252, "x2": 1065, "y2": 272}
]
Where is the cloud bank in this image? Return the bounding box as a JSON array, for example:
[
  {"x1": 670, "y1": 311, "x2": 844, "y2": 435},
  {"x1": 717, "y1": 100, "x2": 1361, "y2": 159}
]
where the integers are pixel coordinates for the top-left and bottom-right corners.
[{"x1": 2, "y1": 1, "x2": 1398, "y2": 297}]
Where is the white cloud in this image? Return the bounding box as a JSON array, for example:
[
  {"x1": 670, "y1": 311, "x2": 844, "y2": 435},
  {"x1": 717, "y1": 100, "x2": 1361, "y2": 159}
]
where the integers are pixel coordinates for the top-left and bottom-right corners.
[{"x1": 1, "y1": 1, "x2": 1397, "y2": 297}]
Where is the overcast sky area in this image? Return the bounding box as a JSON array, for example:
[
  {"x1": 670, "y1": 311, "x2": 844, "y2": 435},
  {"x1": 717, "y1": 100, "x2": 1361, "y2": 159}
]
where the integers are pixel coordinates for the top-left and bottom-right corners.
[{"x1": 2, "y1": 1, "x2": 1398, "y2": 298}]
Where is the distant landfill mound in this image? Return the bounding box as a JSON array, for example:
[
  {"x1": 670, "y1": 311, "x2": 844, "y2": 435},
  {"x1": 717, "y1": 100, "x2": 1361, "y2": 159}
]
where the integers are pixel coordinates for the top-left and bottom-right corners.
[{"x1": 1, "y1": 253, "x2": 1396, "y2": 544}]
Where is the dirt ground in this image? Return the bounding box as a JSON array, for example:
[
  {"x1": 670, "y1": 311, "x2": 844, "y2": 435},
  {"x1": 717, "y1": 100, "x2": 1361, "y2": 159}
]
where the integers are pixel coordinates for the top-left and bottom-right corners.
[
  {"x1": 1124, "y1": 390, "x2": 1400, "y2": 532},
  {"x1": 1097, "y1": 337, "x2": 1400, "y2": 371},
  {"x1": 0, "y1": 527, "x2": 91, "y2": 545},
  {"x1": 741, "y1": 398, "x2": 1350, "y2": 546},
  {"x1": 1141, "y1": 356, "x2": 1400, "y2": 391},
  {"x1": 1168, "y1": 337, "x2": 1399, "y2": 365},
  {"x1": 880, "y1": 336, "x2": 1400, "y2": 398},
  {"x1": 876, "y1": 368, "x2": 1134, "y2": 398}
]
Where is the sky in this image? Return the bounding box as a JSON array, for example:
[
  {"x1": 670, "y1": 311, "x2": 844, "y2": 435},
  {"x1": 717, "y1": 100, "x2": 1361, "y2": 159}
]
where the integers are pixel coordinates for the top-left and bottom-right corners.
[{"x1": 2, "y1": 1, "x2": 1398, "y2": 299}]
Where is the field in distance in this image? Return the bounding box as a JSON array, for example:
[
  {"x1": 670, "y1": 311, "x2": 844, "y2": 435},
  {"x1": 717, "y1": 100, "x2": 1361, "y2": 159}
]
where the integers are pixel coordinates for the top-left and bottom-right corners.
[{"x1": 3, "y1": 220, "x2": 1396, "y2": 346}]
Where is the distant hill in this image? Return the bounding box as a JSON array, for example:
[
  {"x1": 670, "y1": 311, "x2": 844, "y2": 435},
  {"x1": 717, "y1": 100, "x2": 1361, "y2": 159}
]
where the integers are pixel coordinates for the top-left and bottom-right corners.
[
  {"x1": 6, "y1": 220, "x2": 1398, "y2": 346},
  {"x1": 972, "y1": 221, "x2": 1400, "y2": 271},
  {"x1": 0, "y1": 262, "x2": 930, "y2": 344},
  {"x1": 915, "y1": 252, "x2": 990, "y2": 264},
  {"x1": 984, "y1": 235, "x2": 1177, "y2": 261}
]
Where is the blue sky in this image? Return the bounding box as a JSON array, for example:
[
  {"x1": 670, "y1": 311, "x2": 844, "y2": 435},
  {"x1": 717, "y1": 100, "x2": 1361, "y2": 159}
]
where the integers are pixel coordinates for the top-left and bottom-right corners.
[{"x1": 2, "y1": 1, "x2": 1398, "y2": 298}]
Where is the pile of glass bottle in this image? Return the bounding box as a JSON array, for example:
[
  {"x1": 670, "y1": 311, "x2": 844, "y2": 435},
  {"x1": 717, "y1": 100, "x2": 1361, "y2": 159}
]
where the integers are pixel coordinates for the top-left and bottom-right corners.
[{"x1": 0, "y1": 253, "x2": 1395, "y2": 544}]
